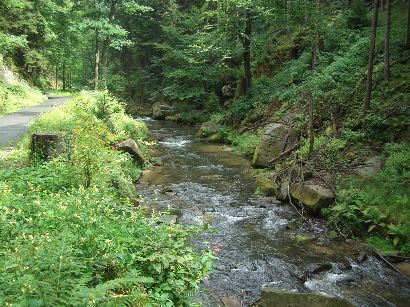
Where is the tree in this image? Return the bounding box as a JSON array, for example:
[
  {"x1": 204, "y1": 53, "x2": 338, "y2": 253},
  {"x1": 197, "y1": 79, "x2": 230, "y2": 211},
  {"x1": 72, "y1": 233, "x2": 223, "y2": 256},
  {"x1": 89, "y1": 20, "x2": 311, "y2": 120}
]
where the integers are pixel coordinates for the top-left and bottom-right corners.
[
  {"x1": 384, "y1": 0, "x2": 391, "y2": 81},
  {"x1": 364, "y1": 0, "x2": 380, "y2": 115},
  {"x1": 406, "y1": 0, "x2": 410, "y2": 49}
]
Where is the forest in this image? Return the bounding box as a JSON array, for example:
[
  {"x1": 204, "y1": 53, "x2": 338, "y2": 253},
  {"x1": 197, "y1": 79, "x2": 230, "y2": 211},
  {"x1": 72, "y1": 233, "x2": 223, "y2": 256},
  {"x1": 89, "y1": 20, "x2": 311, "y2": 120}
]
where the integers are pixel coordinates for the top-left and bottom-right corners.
[{"x1": 0, "y1": 0, "x2": 410, "y2": 306}]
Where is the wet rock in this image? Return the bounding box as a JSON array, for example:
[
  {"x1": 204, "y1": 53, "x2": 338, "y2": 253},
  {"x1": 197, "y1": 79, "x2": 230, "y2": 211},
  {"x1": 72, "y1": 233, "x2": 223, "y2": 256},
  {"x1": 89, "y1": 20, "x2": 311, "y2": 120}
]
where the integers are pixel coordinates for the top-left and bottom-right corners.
[
  {"x1": 277, "y1": 180, "x2": 289, "y2": 201},
  {"x1": 354, "y1": 156, "x2": 383, "y2": 177},
  {"x1": 258, "y1": 288, "x2": 354, "y2": 307},
  {"x1": 332, "y1": 260, "x2": 352, "y2": 274},
  {"x1": 396, "y1": 262, "x2": 410, "y2": 278},
  {"x1": 255, "y1": 175, "x2": 278, "y2": 197},
  {"x1": 196, "y1": 120, "x2": 224, "y2": 143},
  {"x1": 290, "y1": 181, "x2": 335, "y2": 214},
  {"x1": 306, "y1": 263, "x2": 333, "y2": 275},
  {"x1": 220, "y1": 296, "x2": 242, "y2": 307},
  {"x1": 30, "y1": 133, "x2": 63, "y2": 161},
  {"x1": 252, "y1": 123, "x2": 297, "y2": 168},
  {"x1": 114, "y1": 139, "x2": 146, "y2": 165},
  {"x1": 152, "y1": 101, "x2": 175, "y2": 120},
  {"x1": 356, "y1": 252, "x2": 368, "y2": 263},
  {"x1": 158, "y1": 214, "x2": 178, "y2": 225},
  {"x1": 161, "y1": 186, "x2": 174, "y2": 194},
  {"x1": 165, "y1": 114, "x2": 181, "y2": 122}
]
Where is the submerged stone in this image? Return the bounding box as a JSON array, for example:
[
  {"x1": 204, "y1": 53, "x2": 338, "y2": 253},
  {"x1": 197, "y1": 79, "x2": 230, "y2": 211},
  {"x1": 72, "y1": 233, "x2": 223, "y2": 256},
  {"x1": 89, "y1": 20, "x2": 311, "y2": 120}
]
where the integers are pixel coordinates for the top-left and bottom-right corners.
[
  {"x1": 196, "y1": 120, "x2": 224, "y2": 143},
  {"x1": 258, "y1": 288, "x2": 354, "y2": 307}
]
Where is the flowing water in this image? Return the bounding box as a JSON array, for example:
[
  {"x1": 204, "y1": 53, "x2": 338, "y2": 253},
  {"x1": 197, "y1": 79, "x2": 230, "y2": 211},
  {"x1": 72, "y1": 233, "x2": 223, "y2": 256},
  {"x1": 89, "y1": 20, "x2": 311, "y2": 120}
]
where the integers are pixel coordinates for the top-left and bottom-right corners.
[{"x1": 137, "y1": 118, "x2": 410, "y2": 306}]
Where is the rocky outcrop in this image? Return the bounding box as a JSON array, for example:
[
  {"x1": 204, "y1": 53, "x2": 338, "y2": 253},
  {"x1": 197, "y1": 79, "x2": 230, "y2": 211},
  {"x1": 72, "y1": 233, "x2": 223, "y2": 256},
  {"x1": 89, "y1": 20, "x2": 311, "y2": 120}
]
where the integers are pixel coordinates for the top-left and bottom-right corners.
[
  {"x1": 258, "y1": 288, "x2": 354, "y2": 307},
  {"x1": 152, "y1": 101, "x2": 175, "y2": 120},
  {"x1": 114, "y1": 139, "x2": 146, "y2": 165},
  {"x1": 290, "y1": 181, "x2": 335, "y2": 214},
  {"x1": 252, "y1": 123, "x2": 297, "y2": 168},
  {"x1": 196, "y1": 120, "x2": 224, "y2": 143},
  {"x1": 30, "y1": 133, "x2": 63, "y2": 161}
]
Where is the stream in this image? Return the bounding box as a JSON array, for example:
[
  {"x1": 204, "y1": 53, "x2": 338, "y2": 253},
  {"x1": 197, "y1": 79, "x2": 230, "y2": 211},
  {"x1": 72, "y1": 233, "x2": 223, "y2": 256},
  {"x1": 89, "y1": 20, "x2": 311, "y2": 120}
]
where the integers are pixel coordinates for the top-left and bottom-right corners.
[{"x1": 137, "y1": 118, "x2": 410, "y2": 306}]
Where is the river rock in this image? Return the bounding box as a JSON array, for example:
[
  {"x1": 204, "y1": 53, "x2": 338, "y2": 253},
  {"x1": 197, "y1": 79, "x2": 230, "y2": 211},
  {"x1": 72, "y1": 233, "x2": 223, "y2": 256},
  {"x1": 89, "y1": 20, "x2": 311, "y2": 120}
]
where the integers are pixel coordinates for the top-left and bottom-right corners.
[
  {"x1": 152, "y1": 101, "x2": 175, "y2": 120},
  {"x1": 220, "y1": 296, "x2": 242, "y2": 307},
  {"x1": 290, "y1": 181, "x2": 335, "y2": 214},
  {"x1": 354, "y1": 156, "x2": 383, "y2": 177},
  {"x1": 196, "y1": 120, "x2": 224, "y2": 143},
  {"x1": 258, "y1": 288, "x2": 354, "y2": 307},
  {"x1": 30, "y1": 133, "x2": 63, "y2": 161},
  {"x1": 114, "y1": 139, "x2": 146, "y2": 165},
  {"x1": 255, "y1": 175, "x2": 278, "y2": 197},
  {"x1": 252, "y1": 123, "x2": 297, "y2": 168}
]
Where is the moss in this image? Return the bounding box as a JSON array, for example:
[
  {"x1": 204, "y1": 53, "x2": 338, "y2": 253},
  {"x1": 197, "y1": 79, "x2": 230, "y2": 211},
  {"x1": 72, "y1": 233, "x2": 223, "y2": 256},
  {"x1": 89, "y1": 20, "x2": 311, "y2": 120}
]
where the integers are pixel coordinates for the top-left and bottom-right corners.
[{"x1": 255, "y1": 175, "x2": 278, "y2": 196}]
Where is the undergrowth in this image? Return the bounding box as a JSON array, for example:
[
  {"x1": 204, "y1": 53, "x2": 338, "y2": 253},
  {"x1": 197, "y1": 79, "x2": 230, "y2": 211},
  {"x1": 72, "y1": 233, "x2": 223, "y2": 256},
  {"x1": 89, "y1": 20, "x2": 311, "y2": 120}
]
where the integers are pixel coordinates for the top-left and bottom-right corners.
[
  {"x1": 0, "y1": 82, "x2": 45, "y2": 115},
  {"x1": 0, "y1": 91, "x2": 212, "y2": 305}
]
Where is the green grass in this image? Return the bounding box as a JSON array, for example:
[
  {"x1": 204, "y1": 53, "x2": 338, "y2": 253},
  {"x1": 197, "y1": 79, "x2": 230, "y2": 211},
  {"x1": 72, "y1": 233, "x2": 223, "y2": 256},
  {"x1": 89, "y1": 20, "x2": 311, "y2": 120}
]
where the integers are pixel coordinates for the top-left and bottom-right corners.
[{"x1": 0, "y1": 91, "x2": 212, "y2": 305}]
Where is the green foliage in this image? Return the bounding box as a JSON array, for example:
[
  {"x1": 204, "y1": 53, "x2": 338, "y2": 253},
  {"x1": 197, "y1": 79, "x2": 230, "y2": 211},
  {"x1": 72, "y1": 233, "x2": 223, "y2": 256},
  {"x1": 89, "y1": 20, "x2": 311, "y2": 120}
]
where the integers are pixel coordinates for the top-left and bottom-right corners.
[
  {"x1": 0, "y1": 91, "x2": 212, "y2": 305},
  {"x1": 220, "y1": 127, "x2": 259, "y2": 158},
  {"x1": 346, "y1": 0, "x2": 369, "y2": 30},
  {"x1": 326, "y1": 143, "x2": 410, "y2": 252},
  {"x1": 0, "y1": 82, "x2": 45, "y2": 115}
]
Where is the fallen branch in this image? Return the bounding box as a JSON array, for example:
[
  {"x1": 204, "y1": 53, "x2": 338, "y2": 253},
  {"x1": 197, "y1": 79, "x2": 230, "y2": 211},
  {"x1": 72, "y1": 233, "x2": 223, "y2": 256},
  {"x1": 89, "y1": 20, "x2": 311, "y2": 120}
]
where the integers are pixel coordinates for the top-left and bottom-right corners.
[
  {"x1": 371, "y1": 249, "x2": 410, "y2": 282},
  {"x1": 268, "y1": 143, "x2": 301, "y2": 164}
]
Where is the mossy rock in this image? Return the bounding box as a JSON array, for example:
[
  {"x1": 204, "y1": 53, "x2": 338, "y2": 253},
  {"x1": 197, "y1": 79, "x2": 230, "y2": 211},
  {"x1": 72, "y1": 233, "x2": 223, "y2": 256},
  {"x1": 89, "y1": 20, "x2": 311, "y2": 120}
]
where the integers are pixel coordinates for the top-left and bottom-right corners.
[
  {"x1": 165, "y1": 114, "x2": 181, "y2": 122},
  {"x1": 255, "y1": 175, "x2": 278, "y2": 196},
  {"x1": 290, "y1": 181, "x2": 335, "y2": 214}
]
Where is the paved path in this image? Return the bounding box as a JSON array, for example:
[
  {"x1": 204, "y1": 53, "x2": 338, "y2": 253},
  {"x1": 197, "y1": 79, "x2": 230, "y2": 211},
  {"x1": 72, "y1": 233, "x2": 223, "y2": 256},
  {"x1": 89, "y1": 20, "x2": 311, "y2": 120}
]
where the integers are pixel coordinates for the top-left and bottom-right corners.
[{"x1": 0, "y1": 96, "x2": 69, "y2": 145}]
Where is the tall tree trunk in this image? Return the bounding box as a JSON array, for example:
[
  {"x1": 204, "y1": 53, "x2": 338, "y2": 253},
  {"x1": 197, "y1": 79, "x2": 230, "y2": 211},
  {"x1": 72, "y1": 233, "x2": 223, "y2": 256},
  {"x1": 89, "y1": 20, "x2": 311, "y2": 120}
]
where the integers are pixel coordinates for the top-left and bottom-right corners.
[
  {"x1": 347, "y1": 0, "x2": 352, "y2": 8},
  {"x1": 94, "y1": 30, "x2": 99, "y2": 91},
  {"x1": 125, "y1": 47, "x2": 132, "y2": 103},
  {"x1": 364, "y1": 0, "x2": 380, "y2": 115},
  {"x1": 381, "y1": 0, "x2": 385, "y2": 10},
  {"x1": 55, "y1": 65, "x2": 58, "y2": 90},
  {"x1": 384, "y1": 0, "x2": 391, "y2": 81},
  {"x1": 406, "y1": 0, "x2": 410, "y2": 49},
  {"x1": 101, "y1": 0, "x2": 117, "y2": 90},
  {"x1": 101, "y1": 41, "x2": 108, "y2": 89},
  {"x1": 62, "y1": 59, "x2": 66, "y2": 91},
  {"x1": 308, "y1": 95, "x2": 314, "y2": 157},
  {"x1": 243, "y1": 9, "x2": 252, "y2": 94}
]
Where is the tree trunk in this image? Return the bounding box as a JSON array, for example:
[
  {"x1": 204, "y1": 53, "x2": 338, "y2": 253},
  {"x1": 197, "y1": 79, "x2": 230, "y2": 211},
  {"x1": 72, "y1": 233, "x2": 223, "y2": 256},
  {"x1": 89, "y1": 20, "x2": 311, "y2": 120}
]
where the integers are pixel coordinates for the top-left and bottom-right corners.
[
  {"x1": 363, "y1": 0, "x2": 380, "y2": 115},
  {"x1": 384, "y1": 0, "x2": 391, "y2": 81},
  {"x1": 347, "y1": 0, "x2": 352, "y2": 8},
  {"x1": 381, "y1": 0, "x2": 385, "y2": 10},
  {"x1": 94, "y1": 30, "x2": 99, "y2": 91},
  {"x1": 243, "y1": 9, "x2": 252, "y2": 94},
  {"x1": 406, "y1": 0, "x2": 410, "y2": 49},
  {"x1": 101, "y1": 0, "x2": 117, "y2": 90},
  {"x1": 101, "y1": 41, "x2": 108, "y2": 89},
  {"x1": 308, "y1": 96, "x2": 314, "y2": 157},
  {"x1": 55, "y1": 65, "x2": 58, "y2": 90},
  {"x1": 62, "y1": 59, "x2": 66, "y2": 91}
]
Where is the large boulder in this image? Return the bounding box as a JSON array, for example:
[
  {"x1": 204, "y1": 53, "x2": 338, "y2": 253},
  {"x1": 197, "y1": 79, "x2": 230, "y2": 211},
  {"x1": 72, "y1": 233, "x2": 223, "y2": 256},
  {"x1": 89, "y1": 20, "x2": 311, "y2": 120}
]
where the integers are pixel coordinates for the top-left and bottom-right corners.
[
  {"x1": 152, "y1": 101, "x2": 175, "y2": 120},
  {"x1": 196, "y1": 120, "x2": 224, "y2": 143},
  {"x1": 290, "y1": 181, "x2": 335, "y2": 214},
  {"x1": 252, "y1": 123, "x2": 297, "y2": 168},
  {"x1": 114, "y1": 139, "x2": 146, "y2": 165},
  {"x1": 258, "y1": 288, "x2": 354, "y2": 307}
]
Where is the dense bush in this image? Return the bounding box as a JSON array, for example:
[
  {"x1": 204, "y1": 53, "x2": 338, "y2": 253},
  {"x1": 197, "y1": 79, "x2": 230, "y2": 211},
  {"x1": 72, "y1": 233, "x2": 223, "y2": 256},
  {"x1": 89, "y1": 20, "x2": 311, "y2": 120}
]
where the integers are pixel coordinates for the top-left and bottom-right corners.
[
  {"x1": 0, "y1": 91, "x2": 212, "y2": 305},
  {"x1": 0, "y1": 82, "x2": 45, "y2": 115}
]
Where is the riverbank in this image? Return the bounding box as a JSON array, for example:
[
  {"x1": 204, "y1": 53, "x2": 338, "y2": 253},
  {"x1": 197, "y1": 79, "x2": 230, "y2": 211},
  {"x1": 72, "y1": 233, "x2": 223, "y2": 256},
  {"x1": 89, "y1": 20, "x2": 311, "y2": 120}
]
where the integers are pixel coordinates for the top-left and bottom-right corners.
[{"x1": 0, "y1": 91, "x2": 212, "y2": 306}]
